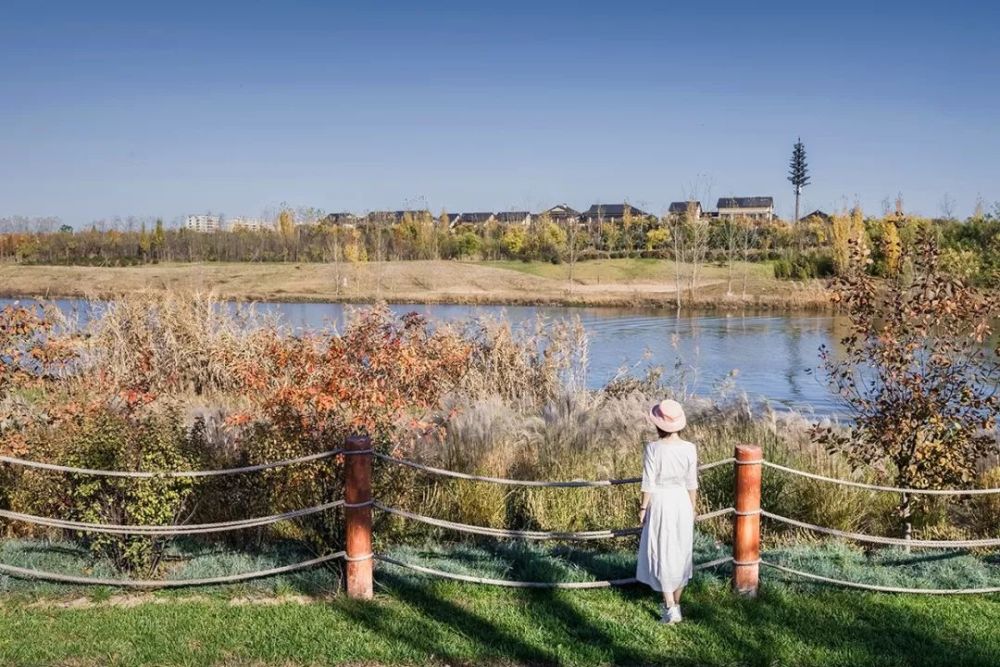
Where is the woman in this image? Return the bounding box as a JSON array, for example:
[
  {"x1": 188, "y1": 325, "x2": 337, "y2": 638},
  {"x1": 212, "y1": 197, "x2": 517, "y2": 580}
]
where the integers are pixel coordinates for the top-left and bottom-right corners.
[{"x1": 636, "y1": 399, "x2": 698, "y2": 624}]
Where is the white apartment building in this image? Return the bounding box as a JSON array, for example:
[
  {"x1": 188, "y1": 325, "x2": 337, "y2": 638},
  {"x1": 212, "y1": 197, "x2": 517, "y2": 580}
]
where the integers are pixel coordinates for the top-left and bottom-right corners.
[
  {"x1": 226, "y1": 216, "x2": 269, "y2": 232},
  {"x1": 184, "y1": 214, "x2": 222, "y2": 233}
]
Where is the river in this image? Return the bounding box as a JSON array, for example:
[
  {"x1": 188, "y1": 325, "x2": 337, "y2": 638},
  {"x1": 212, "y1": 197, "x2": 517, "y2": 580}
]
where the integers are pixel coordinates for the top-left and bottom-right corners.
[{"x1": 1, "y1": 298, "x2": 845, "y2": 415}]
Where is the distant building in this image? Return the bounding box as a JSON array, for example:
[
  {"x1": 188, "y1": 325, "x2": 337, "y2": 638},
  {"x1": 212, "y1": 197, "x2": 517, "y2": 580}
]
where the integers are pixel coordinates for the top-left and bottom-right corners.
[
  {"x1": 668, "y1": 201, "x2": 703, "y2": 219},
  {"x1": 445, "y1": 213, "x2": 462, "y2": 227},
  {"x1": 581, "y1": 204, "x2": 652, "y2": 225},
  {"x1": 801, "y1": 209, "x2": 831, "y2": 223},
  {"x1": 494, "y1": 211, "x2": 532, "y2": 225},
  {"x1": 539, "y1": 204, "x2": 581, "y2": 223},
  {"x1": 456, "y1": 212, "x2": 496, "y2": 225},
  {"x1": 185, "y1": 214, "x2": 221, "y2": 233},
  {"x1": 321, "y1": 212, "x2": 358, "y2": 227},
  {"x1": 366, "y1": 210, "x2": 430, "y2": 224},
  {"x1": 716, "y1": 197, "x2": 775, "y2": 221},
  {"x1": 226, "y1": 216, "x2": 268, "y2": 232}
]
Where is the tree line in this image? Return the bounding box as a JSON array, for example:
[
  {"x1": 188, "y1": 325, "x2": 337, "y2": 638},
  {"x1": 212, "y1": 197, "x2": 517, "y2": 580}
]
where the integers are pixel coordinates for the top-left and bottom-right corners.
[{"x1": 1, "y1": 205, "x2": 998, "y2": 287}]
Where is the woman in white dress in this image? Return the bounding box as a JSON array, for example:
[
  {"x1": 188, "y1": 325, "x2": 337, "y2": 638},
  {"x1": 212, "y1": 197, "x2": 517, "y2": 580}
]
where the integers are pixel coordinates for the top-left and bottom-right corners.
[{"x1": 636, "y1": 399, "x2": 698, "y2": 624}]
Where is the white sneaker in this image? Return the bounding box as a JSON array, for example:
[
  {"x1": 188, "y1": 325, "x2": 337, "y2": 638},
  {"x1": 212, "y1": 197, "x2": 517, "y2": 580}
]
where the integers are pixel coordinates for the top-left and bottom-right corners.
[{"x1": 660, "y1": 604, "x2": 683, "y2": 624}]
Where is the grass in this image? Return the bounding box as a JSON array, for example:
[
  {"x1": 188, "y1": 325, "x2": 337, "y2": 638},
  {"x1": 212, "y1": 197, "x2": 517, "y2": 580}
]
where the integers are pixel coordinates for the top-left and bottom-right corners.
[
  {"x1": 482, "y1": 256, "x2": 771, "y2": 283},
  {"x1": 1, "y1": 540, "x2": 998, "y2": 666},
  {"x1": 1, "y1": 546, "x2": 999, "y2": 666},
  {"x1": 0, "y1": 258, "x2": 830, "y2": 310}
]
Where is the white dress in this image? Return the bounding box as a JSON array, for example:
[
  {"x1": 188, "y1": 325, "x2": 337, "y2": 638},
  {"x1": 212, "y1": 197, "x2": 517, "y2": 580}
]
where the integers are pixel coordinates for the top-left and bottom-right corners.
[{"x1": 636, "y1": 438, "x2": 698, "y2": 592}]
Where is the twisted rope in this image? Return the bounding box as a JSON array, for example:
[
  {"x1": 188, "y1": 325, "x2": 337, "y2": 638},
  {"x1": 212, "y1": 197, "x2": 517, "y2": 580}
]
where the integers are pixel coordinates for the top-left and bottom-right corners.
[
  {"x1": 0, "y1": 449, "x2": 345, "y2": 479},
  {"x1": 375, "y1": 503, "x2": 734, "y2": 540},
  {"x1": 761, "y1": 560, "x2": 1000, "y2": 595},
  {"x1": 375, "y1": 454, "x2": 734, "y2": 487},
  {"x1": 0, "y1": 501, "x2": 344, "y2": 536},
  {"x1": 762, "y1": 511, "x2": 1000, "y2": 549},
  {"x1": 0, "y1": 552, "x2": 345, "y2": 588},
  {"x1": 375, "y1": 554, "x2": 733, "y2": 588},
  {"x1": 762, "y1": 461, "x2": 1000, "y2": 496}
]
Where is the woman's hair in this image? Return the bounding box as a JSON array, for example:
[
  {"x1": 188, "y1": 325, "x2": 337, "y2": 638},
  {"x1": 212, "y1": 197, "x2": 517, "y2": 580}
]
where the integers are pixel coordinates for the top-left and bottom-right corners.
[{"x1": 655, "y1": 426, "x2": 682, "y2": 438}]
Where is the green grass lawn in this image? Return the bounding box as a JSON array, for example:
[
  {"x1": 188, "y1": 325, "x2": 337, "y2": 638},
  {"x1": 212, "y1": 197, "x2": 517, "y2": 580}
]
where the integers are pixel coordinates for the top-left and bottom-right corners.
[
  {"x1": 2, "y1": 574, "x2": 998, "y2": 666},
  {"x1": 1, "y1": 540, "x2": 998, "y2": 666}
]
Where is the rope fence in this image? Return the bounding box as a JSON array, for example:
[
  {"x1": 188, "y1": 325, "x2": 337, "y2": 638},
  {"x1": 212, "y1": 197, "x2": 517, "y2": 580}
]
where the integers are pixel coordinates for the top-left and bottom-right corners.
[
  {"x1": 0, "y1": 552, "x2": 346, "y2": 589},
  {"x1": 762, "y1": 461, "x2": 1000, "y2": 496},
  {"x1": 374, "y1": 502, "x2": 734, "y2": 541},
  {"x1": 0, "y1": 440, "x2": 997, "y2": 596},
  {"x1": 374, "y1": 453, "x2": 736, "y2": 487},
  {"x1": 375, "y1": 554, "x2": 735, "y2": 589},
  {"x1": 762, "y1": 511, "x2": 1000, "y2": 549},
  {"x1": 0, "y1": 500, "x2": 345, "y2": 536},
  {"x1": 0, "y1": 449, "x2": 347, "y2": 478},
  {"x1": 760, "y1": 561, "x2": 1000, "y2": 595}
]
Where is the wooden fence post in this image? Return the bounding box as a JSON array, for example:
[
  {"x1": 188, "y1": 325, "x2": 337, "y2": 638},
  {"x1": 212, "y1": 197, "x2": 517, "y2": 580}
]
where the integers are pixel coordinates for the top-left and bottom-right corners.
[
  {"x1": 733, "y1": 443, "x2": 762, "y2": 597},
  {"x1": 344, "y1": 435, "x2": 374, "y2": 600}
]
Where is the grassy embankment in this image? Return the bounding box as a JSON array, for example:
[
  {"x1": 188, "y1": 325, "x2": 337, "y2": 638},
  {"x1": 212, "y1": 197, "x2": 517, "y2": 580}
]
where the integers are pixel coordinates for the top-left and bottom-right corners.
[{"x1": 0, "y1": 258, "x2": 830, "y2": 309}]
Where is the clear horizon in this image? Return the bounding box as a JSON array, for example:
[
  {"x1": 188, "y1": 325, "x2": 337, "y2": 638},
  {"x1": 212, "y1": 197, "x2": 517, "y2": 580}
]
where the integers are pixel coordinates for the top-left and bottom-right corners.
[{"x1": 2, "y1": 1, "x2": 998, "y2": 227}]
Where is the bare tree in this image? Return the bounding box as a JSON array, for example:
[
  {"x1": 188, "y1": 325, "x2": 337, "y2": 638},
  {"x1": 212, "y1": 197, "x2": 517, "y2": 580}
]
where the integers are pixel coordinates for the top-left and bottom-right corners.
[{"x1": 939, "y1": 193, "x2": 957, "y2": 221}]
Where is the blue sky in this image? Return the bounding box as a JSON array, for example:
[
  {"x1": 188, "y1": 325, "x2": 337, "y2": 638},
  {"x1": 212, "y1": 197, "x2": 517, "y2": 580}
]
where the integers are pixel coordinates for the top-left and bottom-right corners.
[{"x1": 1, "y1": 1, "x2": 998, "y2": 226}]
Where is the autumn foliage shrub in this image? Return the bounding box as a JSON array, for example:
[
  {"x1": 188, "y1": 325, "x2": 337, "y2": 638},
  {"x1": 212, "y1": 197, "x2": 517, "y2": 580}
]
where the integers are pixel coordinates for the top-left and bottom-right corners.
[
  {"x1": 815, "y1": 232, "x2": 1000, "y2": 530},
  {"x1": 8, "y1": 406, "x2": 202, "y2": 574}
]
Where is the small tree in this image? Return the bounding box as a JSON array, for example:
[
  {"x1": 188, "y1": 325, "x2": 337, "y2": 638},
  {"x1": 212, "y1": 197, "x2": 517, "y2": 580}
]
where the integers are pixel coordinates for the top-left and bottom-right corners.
[
  {"x1": 152, "y1": 219, "x2": 166, "y2": 261},
  {"x1": 814, "y1": 232, "x2": 1000, "y2": 530},
  {"x1": 788, "y1": 138, "x2": 811, "y2": 223},
  {"x1": 882, "y1": 219, "x2": 902, "y2": 277}
]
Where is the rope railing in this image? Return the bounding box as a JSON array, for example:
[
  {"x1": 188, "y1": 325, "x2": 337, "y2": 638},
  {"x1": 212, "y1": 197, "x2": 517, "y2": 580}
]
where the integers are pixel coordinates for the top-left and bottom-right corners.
[
  {"x1": 374, "y1": 503, "x2": 734, "y2": 541},
  {"x1": 375, "y1": 554, "x2": 734, "y2": 589},
  {"x1": 762, "y1": 461, "x2": 1000, "y2": 496},
  {"x1": 762, "y1": 511, "x2": 1000, "y2": 549},
  {"x1": 0, "y1": 448, "x2": 349, "y2": 478},
  {"x1": 2, "y1": 439, "x2": 997, "y2": 598},
  {"x1": 375, "y1": 453, "x2": 735, "y2": 487},
  {"x1": 0, "y1": 500, "x2": 345, "y2": 536},
  {"x1": 760, "y1": 561, "x2": 1000, "y2": 595},
  {"x1": 0, "y1": 552, "x2": 346, "y2": 588}
]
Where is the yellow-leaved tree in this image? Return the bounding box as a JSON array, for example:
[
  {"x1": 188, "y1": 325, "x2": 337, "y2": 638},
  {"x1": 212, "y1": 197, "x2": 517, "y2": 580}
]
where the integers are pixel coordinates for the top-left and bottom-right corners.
[{"x1": 831, "y1": 214, "x2": 852, "y2": 275}]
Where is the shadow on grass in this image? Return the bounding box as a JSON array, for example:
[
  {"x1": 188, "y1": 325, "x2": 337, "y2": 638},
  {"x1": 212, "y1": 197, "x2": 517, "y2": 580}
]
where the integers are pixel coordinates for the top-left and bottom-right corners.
[{"x1": 348, "y1": 545, "x2": 1000, "y2": 667}]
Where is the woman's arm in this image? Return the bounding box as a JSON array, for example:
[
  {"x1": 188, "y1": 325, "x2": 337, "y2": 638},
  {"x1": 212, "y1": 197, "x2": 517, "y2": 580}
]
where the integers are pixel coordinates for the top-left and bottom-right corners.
[
  {"x1": 686, "y1": 447, "x2": 698, "y2": 510},
  {"x1": 639, "y1": 491, "x2": 651, "y2": 523},
  {"x1": 639, "y1": 444, "x2": 654, "y2": 524}
]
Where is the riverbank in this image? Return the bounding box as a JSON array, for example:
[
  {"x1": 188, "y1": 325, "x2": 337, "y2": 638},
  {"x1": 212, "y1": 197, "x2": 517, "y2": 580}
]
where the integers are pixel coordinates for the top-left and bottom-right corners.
[{"x1": 0, "y1": 259, "x2": 832, "y2": 310}]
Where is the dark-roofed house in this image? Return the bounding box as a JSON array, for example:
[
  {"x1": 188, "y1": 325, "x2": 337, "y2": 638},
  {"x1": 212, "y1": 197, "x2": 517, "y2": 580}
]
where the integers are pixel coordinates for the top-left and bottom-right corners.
[
  {"x1": 539, "y1": 204, "x2": 581, "y2": 223},
  {"x1": 668, "y1": 201, "x2": 703, "y2": 219},
  {"x1": 716, "y1": 197, "x2": 774, "y2": 221},
  {"x1": 366, "y1": 210, "x2": 431, "y2": 224},
  {"x1": 581, "y1": 203, "x2": 652, "y2": 225},
  {"x1": 802, "y1": 209, "x2": 831, "y2": 223},
  {"x1": 321, "y1": 212, "x2": 358, "y2": 227},
  {"x1": 366, "y1": 211, "x2": 398, "y2": 224},
  {"x1": 457, "y1": 212, "x2": 496, "y2": 225},
  {"x1": 445, "y1": 213, "x2": 462, "y2": 227},
  {"x1": 495, "y1": 211, "x2": 532, "y2": 225}
]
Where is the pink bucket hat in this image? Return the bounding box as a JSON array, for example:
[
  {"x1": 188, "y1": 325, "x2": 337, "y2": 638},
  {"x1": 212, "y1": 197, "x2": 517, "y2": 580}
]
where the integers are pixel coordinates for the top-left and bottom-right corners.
[{"x1": 647, "y1": 399, "x2": 687, "y2": 433}]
